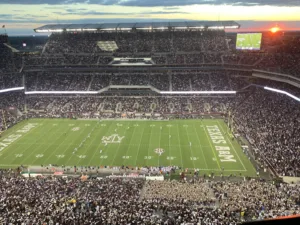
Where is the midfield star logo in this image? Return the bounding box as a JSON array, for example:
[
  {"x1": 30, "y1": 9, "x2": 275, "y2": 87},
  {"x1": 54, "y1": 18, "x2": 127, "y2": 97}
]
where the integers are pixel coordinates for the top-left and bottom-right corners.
[
  {"x1": 154, "y1": 148, "x2": 164, "y2": 156},
  {"x1": 102, "y1": 134, "x2": 125, "y2": 144}
]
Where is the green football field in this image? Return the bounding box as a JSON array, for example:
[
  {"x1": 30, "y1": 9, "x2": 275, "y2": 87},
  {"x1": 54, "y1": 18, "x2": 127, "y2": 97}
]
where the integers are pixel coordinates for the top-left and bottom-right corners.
[
  {"x1": 236, "y1": 33, "x2": 262, "y2": 50},
  {"x1": 0, "y1": 119, "x2": 257, "y2": 176}
]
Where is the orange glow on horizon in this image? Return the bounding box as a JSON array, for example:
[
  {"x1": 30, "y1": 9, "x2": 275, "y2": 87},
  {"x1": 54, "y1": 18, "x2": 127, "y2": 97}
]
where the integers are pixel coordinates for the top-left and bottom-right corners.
[{"x1": 270, "y1": 26, "x2": 280, "y2": 33}]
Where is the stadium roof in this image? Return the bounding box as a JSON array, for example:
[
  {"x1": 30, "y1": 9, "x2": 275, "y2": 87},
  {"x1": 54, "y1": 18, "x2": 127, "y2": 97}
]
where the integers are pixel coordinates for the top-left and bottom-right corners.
[{"x1": 34, "y1": 21, "x2": 240, "y2": 33}]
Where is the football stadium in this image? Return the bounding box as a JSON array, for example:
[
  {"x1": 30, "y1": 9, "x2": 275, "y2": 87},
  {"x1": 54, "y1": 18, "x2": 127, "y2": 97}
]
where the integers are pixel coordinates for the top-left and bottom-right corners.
[{"x1": 0, "y1": 13, "x2": 300, "y2": 225}]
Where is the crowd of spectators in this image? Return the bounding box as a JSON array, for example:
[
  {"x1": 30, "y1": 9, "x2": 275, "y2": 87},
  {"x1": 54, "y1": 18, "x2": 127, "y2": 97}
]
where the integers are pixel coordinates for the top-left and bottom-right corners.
[
  {"x1": 44, "y1": 30, "x2": 228, "y2": 54},
  {"x1": 0, "y1": 173, "x2": 299, "y2": 224},
  {"x1": 233, "y1": 90, "x2": 300, "y2": 177},
  {"x1": 23, "y1": 70, "x2": 250, "y2": 92},
  {"x1": 21, "y1": 51, "x2": 300, "y2": 79},
  {"x1": 11, "y1": 31, "x2": 299, "y2": 79},
  {"x1": 0, "y1": 93, "x2": 24, "y2": 131},
  {"x1": 1, "y1": 32, "x2": 300, "y2": 225},
  {"x1": 2, "y1": 31, "x2": 300, "y2": 80}
]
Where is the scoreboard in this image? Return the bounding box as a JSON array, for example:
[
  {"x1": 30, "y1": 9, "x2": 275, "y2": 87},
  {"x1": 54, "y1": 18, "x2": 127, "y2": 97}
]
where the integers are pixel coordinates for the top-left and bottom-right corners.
[{"x1": 236, "y1": 33, "x2": 262, "y2": 50}]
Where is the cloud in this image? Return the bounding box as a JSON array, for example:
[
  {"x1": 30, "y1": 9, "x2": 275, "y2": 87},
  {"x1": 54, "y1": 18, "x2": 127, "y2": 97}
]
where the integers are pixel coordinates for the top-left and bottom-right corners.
[
  {"x1": 0, "y1": 17, "x2": 188, "y2": 24},
  {"x1": 0, "y1": 0, "x2": 300, "y2": 7},
  {"x1": 0, "y1": 14, "x2": 12, "y2": 18},
  {"x1": 53, "y1": 8, "x2": 189, "y2": 15},
  {"x1": 0, "y1": 13, "x2": 49, "y2": 20},
  {"x1": 163, "y1": 7, "x2": 181, "y2": 10}
]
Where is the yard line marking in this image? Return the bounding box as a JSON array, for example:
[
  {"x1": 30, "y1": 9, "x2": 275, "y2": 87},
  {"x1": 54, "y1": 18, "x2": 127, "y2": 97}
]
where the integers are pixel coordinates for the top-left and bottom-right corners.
[
  {"x1": 98, "y1": 122, "x2": 116, "y2": 166},
  {"x1": 110, "y1": 122, "x2": 129, "y2": 166},
  {"x1": 176, "y1": 124, "x2": 184, "y2": 168},
  {"x1": 134, "y1": 127, "x2": 145, "y2": 167},
  {"x1": 78, "y1": 122, "x2": 103, "y2": 166},
  {"x1": 158, "y1": 123, "x2": 162, "y2": 167},
  {"x1": 184, "y1": 127, "x2": 196, "y2": 169},
  {"x1": 217, "y1": 121, "x2": 247, "y2": 171},
  {"x1": 18, "y1": 120, "x2": 63, "y2": 165},
  {"x1": 85, "y1": 121, "x2": 107, "y2": 166},
  {"x1": 41, "y1": 122, "x2": 86, "y2": 165},
  {"x1": 192, "y1": 123, "x2": 208, "y2": 169},
  {"x1": 121, "y1": 124, "x2": 137, "y2": 165},
  {"x1": 201, "y1": 121, "x2": 222, "y2": 171},
  {"x1": 146, "y1": 124, "x2": 155, "y2": 166},
  {"x1": 168, "y1": 125, "x2": 171, "y2": 166},
  {"x1": 0, "y1": 120, "x2": 45, "y2": 161},
  {"x1": 48, "y1": 122, "x2": 90, "y2": 166}
]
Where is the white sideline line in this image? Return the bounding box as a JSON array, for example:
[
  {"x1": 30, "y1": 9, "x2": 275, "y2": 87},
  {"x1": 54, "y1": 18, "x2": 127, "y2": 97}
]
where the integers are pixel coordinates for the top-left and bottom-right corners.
[
  {"x1": 9, "y1": 143, "x2": 212, "y2": 148},
  {"x1": 160, "y1": 91, "x2": 236, "y2": 94},
  {"x1": 187, "y1": 168, "x2": 247, "y2": 172},
  {"x1": 0, "y1": 87, "x2": 24, "y2": 93},
  {"x1": 0, "y1": 164, "x2": 30, "y2": 167},
  {"x1": 0, "y1": 163, "x2": 247, "y2": 172}
]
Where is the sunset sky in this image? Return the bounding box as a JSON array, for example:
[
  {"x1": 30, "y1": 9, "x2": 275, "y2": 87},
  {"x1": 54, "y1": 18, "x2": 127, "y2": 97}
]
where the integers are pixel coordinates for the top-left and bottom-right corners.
[{"x1": 0, "y1": 0, "x2": 300, "y2": 35}]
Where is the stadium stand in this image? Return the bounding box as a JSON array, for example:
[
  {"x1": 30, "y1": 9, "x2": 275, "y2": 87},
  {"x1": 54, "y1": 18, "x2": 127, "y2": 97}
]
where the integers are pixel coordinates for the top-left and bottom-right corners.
[
  {"x1": 0, "y1": 22, "x2": 300, "y2": 225},
  {"x1": 0, "y1": 174, "x2": 299, "y2": 224}
]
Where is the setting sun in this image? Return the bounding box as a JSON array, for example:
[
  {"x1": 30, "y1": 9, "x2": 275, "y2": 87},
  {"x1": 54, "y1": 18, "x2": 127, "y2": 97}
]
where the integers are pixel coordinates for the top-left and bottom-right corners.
[{"x1": 270, "y1": 26, "x2": 280, "y2": 33}]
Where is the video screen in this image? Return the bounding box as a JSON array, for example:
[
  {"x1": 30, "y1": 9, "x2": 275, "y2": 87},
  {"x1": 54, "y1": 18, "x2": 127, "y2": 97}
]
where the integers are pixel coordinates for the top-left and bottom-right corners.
[{"x1": 236, "y1": 33, "x2": 262, "y2": 50}]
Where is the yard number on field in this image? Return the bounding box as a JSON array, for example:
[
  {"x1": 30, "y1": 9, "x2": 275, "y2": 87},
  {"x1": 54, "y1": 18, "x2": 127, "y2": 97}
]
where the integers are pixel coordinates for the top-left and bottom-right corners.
[
  {"x1": 190, "y1": 157, "x2": 199, "y2": 161},
  {"x1": 167, "y1": 156, "x2": 176, "y2": 160}
]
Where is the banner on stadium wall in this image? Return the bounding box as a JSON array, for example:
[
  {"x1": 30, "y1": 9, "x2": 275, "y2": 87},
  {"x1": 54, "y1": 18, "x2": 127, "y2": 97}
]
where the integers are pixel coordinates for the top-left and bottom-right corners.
[
  {"x1": 146, "y1": 176, "x2": 164, "y2": 181},
  {"x1": 265, "y1": 214, "x2": 300, "y2": 220},
  {"x1": 108, "y1": 174, "x2": 146, "y2": 179},
  {"x1": 281, "y1": 176, "x2": 300, "y2": 184},
  {"x1": 21, "y1": 173, "x2": 43, "y2": 178},
  {"x1": 54, "y1": 172, "x2": 64, "y2": 175}
]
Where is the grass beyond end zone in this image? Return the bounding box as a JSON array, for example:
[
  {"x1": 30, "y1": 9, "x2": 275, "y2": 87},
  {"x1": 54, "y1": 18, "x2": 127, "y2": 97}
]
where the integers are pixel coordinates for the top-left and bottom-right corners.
[{"x1": 0, "y1": 119, "x2": 257, "y2": 177}]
